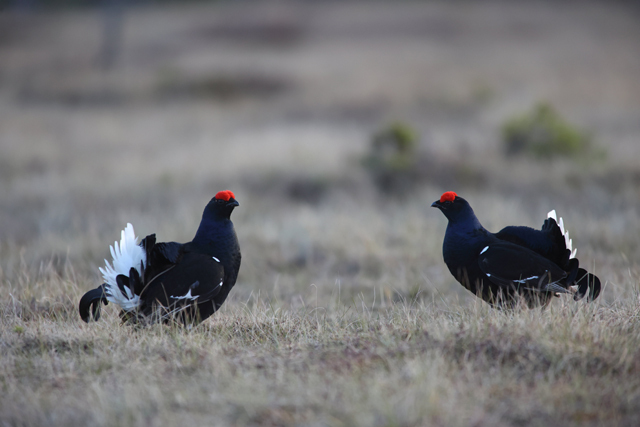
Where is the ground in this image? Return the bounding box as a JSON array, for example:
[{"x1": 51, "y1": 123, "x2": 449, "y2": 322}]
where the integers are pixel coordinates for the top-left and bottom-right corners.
[{"x1": 1, "y1": 1, "x2": 640, "y2": 426}]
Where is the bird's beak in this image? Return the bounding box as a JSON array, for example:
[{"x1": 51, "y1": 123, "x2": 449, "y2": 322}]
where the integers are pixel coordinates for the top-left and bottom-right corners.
[
  {"x1": 431, "y1": 200, "x2": 442, "y2": 209},
  {"x1": 228, "y1": 199, "x2": 239, "y2": 207}
]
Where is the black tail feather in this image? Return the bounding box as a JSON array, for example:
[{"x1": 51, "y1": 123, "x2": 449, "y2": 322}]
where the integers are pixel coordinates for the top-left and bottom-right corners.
[
  {"x1": 79, "y1": 285, "x2": 109, "y2": 322},
  {"x1": 141, "y1": 234, "x2": 156, "y2": 265},
  {"x1": 116, "y1": 274, "x2": 130, "y2": 298},
  {"x1": 129, "y1": 266, "x2": 145, "y2": 295},
  {"x1": 573, "y1": 268, "x2": 602, "y2": 302},
  {"x1": 542, "y1": 217, "x2": 571, "y2": 267},
  {"x1": 565, "y1": 258, "x2": 580, "y2": 285}
]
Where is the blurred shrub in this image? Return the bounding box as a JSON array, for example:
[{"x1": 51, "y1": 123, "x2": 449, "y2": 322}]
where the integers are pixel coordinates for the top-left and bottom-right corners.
[
  {"x1": 286, "y1": 176, "x2": 331, "y2": 204},
  {"x1": 241, "y1": 172, "x2": 338, "y2": 206},
  {"x1": 362, "y1": 122, "x2": 420, "y2": 196},
  {"x1": 156, "y1": 72, "x2": 290, "y2": 102},
  {"x1": 502, "y1": 103, "x2": 593, "y2": 159},
  {"x1": 361, "y1": 122, "x2": 488, "y2": 196}
]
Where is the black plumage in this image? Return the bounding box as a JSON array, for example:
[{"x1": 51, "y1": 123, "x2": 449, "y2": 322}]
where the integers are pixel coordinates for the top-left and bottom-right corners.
[
  {"x1": 432, "y1": 191, "x2": 601, "y2": 308},
  {"x1": 79, "y1": 190, "x2": 241, "y2": 324}
]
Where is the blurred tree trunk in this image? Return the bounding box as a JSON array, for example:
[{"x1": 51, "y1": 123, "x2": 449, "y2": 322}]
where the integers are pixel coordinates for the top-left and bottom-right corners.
[{"x1": 100, "y1": 0, "x2": 125, "y2": 70}]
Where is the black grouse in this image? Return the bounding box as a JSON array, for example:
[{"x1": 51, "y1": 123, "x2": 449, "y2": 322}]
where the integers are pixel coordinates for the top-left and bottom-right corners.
[
  {"x1": 432, "y1": 191, "x2": 601, "y2": 308},
  {"x1": 79, "y1": 190, "x2": 241, "y2": 324}
]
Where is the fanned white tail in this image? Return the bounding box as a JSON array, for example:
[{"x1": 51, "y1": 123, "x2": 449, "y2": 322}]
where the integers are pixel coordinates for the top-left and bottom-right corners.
[
  {"x1": 98, "y1": 223, "x2": 146, "y2": 311},
  {"x1": 547, "y1": 210, "x2": 577, "y2": 259}
]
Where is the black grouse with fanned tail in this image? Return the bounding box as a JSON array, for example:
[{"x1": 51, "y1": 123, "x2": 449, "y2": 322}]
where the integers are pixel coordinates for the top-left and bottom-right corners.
[
  {"x1": 79, "y1": 190, "x2": 241, "y2": 324},
  {"x1": 431, "y1": 191, "x2": 601, "y2": 308}
]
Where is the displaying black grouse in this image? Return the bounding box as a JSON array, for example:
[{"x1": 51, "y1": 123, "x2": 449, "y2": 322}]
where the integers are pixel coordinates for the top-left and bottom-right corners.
[
  {"x1": 432, "y1": 191, "x2": 601, "y2": 308},
  {"x1": 79, "y1": 190, "x2": 241, "y2": 324}
]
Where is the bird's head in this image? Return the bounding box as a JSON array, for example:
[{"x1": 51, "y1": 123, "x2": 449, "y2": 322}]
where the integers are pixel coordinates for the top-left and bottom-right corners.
[
  {"x1": 431, "y1": 191, "x2": 476, "y2": 223},
  {"x1": 204, "y1": 190, "x2": 239, "y2": 219}
]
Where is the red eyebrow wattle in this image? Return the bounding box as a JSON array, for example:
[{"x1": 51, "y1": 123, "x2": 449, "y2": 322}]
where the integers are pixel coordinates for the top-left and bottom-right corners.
[
  {"x1": 215, "y1": 190, "x2": 235, "y2": 201},
  {"x1": 440, "y1": 191, "x2": 457, "y2": 203}
]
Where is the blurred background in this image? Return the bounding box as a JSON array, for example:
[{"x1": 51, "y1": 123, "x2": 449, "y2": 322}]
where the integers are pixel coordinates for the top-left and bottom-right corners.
[{"x1": 1, "y1": 0, "x2": 639, "y2": 308}]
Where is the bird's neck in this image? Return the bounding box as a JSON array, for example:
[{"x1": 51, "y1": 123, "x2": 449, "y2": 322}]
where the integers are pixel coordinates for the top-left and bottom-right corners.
[
  {"x1": 192, "y1": 218, "x2": 238, "y2": 255},
  {"x1": 447, "y1": 212, "x2": 484, "y2": 235}
]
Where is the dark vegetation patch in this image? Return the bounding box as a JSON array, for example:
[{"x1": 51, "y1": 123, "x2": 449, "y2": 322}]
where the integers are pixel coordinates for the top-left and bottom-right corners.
[
  {"x1": 241, "y1": 172, "x2": 356, "y2": 206},
  {"x1": 501, "y1": 102, "x2": 602, "y2": 160},
  {"x1": 18, "y1": 72, "x2": 292, "y2": 107},
  {"x1": 362, "y1": 122, "x2": 488, "y2": 197},
  {"x1": 188, "y1": 14, "x2": 304, "y2": 47},
  {"x1": 155, "y1": 73, "x2": 292, "y2": 102},
  {"x1": 18, "y1": 86, "x2": 127, "y2": 108}
]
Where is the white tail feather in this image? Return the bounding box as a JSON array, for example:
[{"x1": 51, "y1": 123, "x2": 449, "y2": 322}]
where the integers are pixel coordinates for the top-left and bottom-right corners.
[
  {"x1": 547, "y1": 210, "x2": 576, "y2": 260},
  {"x1": 98, "y1": 223, "x2": 146, "y2": 311}
]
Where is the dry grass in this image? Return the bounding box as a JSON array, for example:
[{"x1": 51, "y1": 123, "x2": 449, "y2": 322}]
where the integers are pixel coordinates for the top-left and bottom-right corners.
[
  {"x1": 1, "y1": 1, "x2": 640, "y2": 426},
  {"x1": 2, "y1": 272, "x2": 640, "y2": 426}
]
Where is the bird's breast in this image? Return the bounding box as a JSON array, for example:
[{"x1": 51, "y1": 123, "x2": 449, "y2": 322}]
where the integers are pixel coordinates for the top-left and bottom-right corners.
[{"x1": 443, "y1": 229, "x2": 486, "y2": 267}]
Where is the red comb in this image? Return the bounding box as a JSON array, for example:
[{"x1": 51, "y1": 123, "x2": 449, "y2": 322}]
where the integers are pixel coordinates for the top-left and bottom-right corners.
[
  {"x1": 215, "y1": 190, "x2": 235, "y2": 201},
  {"x1": 440, "y1": 191, "x2": 457, "y2": 203}
]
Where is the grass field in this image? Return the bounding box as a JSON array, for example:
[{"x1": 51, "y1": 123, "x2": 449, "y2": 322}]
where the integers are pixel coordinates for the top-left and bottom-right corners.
[{"x1": 1, "y1": 1, "x2": 640, "y2": 426}]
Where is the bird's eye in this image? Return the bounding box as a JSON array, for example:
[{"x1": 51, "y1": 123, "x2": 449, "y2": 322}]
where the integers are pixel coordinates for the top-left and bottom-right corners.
[{"x1": 216, "y1": 199, "x2": 225, "y2": 204}]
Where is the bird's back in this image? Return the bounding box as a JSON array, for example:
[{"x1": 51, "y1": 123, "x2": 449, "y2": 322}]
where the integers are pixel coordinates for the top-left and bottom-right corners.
[{"x1": 495, "y1": 217, "x2": 569, "y2": 268}]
